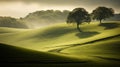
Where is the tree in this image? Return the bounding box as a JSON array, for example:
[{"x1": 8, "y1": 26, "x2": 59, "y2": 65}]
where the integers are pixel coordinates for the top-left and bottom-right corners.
[
  {"x1": 92, "y1": 6, "x2": 114, "y2": 23},
  {"x1": 66, "y1": 8, "x2": 91, "y2": 32}
]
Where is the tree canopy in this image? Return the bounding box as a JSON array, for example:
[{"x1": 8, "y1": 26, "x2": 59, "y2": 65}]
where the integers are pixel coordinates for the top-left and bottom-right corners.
[
  {"x1": 92, "y1": 6, "x2": 114, "y2": 23},
  {"x1": 67, "y1": 8, "x2": 91, "y2": 32}
]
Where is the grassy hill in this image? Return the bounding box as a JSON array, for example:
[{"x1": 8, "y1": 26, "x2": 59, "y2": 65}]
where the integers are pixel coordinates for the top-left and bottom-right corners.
[
  {"x1": 0, "y1": 27, "x2": 28, "y2": 34},
  {"x1": 0, "y1": 22, "x2": 120, "y2": 51},
  {"x1": 0, "y1": 43, "x2": 87, "y2": 66},
  {"x1": 61, "y1": 34, "x2": 120, "y2": 65},
  {"x1": 0, "y1": 21, "x2": 120, "y2": 66}
]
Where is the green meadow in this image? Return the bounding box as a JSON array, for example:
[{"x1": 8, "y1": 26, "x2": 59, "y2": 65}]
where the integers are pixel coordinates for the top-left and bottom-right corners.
[{"x1": 0, "y1": 21, "x2": 120, "y2": 66}]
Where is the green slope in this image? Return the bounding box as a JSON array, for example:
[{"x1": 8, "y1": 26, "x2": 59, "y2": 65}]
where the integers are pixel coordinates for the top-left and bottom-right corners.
[
  {"x1": 0, "y1": 21, "x2": 120, "y2": 66},
  {"x1": 0, "y1": 43, "x2": 85, "y2": 63},
  {"x1": 0, "y1": 27, "x2": 27, "y2": 34},
  {"x1": 0, "y1": 22, "x2": 120, "y2": 51},
  {"x1": 61, "y1": 35, "x2": 120, "y2": 65}
]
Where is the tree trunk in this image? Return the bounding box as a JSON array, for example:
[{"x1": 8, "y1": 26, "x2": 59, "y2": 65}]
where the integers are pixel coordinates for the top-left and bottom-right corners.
[{"x1": 77, "y1": 23, "x2": 82, "y2": 32}]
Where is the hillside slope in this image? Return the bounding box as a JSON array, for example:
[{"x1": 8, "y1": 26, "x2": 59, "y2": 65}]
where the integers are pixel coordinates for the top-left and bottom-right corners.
[
  {"x1": 0, "y1": 21, "x2": 120, "y2": 66},
  {"x1": 0, "y1": 27, "x2": 28, "y2": 34},
  {"x1": 0, "y1": 22, "x2": 120, "y2": 51},
  {"x1": 0, "y1": 43, "x2": 87, "y2": 66},
  {"x1": 61, "y1": 35, "x2": 120, "y2": 66}
]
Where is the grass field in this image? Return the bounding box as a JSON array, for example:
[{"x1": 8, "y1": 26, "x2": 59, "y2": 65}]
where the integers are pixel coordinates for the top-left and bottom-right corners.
[{"x1": 0, "y1": 21, "x2": 120, "y2": 66}]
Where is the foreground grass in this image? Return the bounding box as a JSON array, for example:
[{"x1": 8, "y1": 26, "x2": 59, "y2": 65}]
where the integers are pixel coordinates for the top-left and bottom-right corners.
[
  {"x1": 0, "y1": 43, "x2": 89, "y2": 66},
  {"x1": 61, "y1": 36, "x2": 120, "y2": 65}
]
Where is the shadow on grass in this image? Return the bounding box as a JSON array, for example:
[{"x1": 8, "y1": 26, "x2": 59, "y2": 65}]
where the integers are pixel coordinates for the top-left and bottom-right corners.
[
  {"x1": 0, "y1": 43, "x2": 87, "y2": 64},
  {"x1": 93, "y1": 56, "x2": 120, "y2": 61},
  {"x1": 20, "y1": 26, "x2": 76, "y2": 41},
  {"x1": 36, "y1": 27, "x2": 76, "y2": 38},
  {"x1": 99, "y1": 23, "x2": 119, "y2": 30},
  {"x1": 76, "y1": 31, "x2": 100, "y2": 38}
]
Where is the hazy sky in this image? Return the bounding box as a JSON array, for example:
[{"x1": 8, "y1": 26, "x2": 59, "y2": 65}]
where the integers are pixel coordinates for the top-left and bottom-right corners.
[{"x1": 0, "y1": 0, "x2": 120, "y2": 18}]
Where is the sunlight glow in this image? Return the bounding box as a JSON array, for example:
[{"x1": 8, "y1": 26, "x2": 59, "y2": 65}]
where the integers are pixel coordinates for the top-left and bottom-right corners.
[
  {"x1": 0, "y1": 1, "x2": 119, "y2": 18},
  {"x1": 0, "y1": 2, "x2": 76, "y2": 18}
]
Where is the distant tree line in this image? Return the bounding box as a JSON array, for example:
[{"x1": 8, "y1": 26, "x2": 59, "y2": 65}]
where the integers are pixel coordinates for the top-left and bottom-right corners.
[
  {"x1": 23, "y1": 10, "x2": 69, "y2": 22},
  {"x1": 0, "y1": 6, "x2": 119, "y2": 29},
  {"x1": 0, "y1": 17, "x2": 28, "y2": 28},
  {"x1": 20, "y1": 10, "x2": 69, "y2": 28}
]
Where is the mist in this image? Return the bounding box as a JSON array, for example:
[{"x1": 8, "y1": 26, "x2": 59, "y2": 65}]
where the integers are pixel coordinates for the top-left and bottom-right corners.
[
  {"x1": 20, "y1": 10, "x2": 69, "y2": 28},
  {"x1": 0, "y1": 0, "x2": 120, "y2": 28}
]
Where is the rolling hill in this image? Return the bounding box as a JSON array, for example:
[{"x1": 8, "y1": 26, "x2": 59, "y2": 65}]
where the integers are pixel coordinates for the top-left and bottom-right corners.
[
  {"x1": 0, "y1": 43, "x2": 89, "y2": 67},
  {"x1": 0, "y1": 21, "x2": 120, "y2": 66}
]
